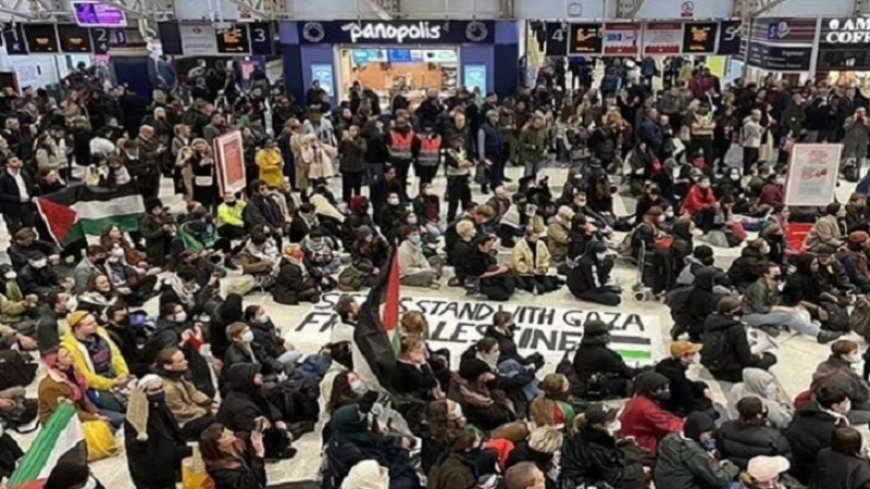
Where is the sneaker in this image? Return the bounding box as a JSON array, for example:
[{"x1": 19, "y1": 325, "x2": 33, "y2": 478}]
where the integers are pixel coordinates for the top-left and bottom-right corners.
[
  {"x1": 447, "y1": 277, "x2": 461, "y2": 287},
  {"x1": 817, "y1": 330, "x2": 844, "y2": 344}
]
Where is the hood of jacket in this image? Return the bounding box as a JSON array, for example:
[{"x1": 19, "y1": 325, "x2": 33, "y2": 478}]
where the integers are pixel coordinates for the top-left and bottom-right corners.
[
  {"x1": 705, "y1": 313, "x2": 741, "y2": 332},
  {"x1": 694, "y1": 266, "x2": 726, "y2": 291}
]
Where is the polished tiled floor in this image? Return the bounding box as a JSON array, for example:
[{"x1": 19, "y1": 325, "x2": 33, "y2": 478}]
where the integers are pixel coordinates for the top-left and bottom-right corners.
[{"x1": 8, "y1": 161, "x2": 860, "y2": 487}]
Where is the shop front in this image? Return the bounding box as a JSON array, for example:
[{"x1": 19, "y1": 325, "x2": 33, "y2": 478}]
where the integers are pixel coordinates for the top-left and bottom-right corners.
[
  {"x1": 736, "y1": 18, "x2": 816, "y2": 85},
  {"x1": 817, "y1": 18, "x2": 870, "y2": 91},
  {"x1": 280, "y1": 20, "x2": 519, "y2": 105}
]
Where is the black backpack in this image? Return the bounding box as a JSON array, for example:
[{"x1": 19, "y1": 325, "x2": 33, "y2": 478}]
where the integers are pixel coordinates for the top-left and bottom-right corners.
[
  {"x1": 665, "y1": 285, "x2": 694, "y2": 338},
  {"x1": 699, "y1": 329, "x2": 728, "y2": 373},
  {"x1": 844, "y1": 159, "x2": 860, "y2": 183},
  {"x1": 0, "y1": 351, "x2": 37, "y2": 392}
]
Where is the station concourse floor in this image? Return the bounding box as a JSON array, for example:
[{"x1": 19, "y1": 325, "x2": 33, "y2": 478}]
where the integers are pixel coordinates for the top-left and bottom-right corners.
[{"x1": 7, "y1": 163, "x2": 860, "y2": 487}]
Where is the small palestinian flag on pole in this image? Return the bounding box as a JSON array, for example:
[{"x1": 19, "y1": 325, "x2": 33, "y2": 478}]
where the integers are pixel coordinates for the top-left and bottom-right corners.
[
  {"x1": 8, "y1": 403, "x2": 87, "y2": 489},
  {"x1": 352, "y1": 246, "x2": 401, "y2": 390},
  {"x1": 35, "y1": 182, "x2": 146, "y2": 245}
]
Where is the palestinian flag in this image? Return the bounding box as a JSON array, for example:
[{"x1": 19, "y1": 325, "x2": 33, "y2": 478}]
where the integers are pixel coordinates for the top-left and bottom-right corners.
[
  {"x1": 8, "y1": 403, "x2": 87, "y2": 489},
  {"x1": 352, "y1": 246, "x2": 401, "y2": 390},
  {"x1": 36, "y1": 182, "x2": 146, "y2": 245}
]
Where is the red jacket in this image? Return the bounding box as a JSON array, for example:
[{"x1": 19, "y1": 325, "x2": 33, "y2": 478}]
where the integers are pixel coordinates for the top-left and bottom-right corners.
[
  {"x1": 759, "y1": 183, "x2": 784, "y2": 207},
  {"x1": 682, "y1": 185, "x2": 717, "y2": 216},
  {"x1": 619, "y1": 394, "x2": 685, "y2": 454}
]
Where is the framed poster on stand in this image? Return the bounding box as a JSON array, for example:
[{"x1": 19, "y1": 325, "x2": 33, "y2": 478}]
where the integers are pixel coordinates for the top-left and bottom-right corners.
[
  {"x1": 784, "y1": 144, "x2": 842, "y2": 206},
  {"x1": 214, "y1": 131, "x2": 246, "y2": 196}
]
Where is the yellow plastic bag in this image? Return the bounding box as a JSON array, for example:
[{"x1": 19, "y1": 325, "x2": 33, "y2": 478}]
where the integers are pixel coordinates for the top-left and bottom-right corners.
[
  {"x1": 182, "y1": 447, "x2": 215, "y2": 489},
  {"x1": 82, "y1": 420, "x2": 118, "y2": 462}
]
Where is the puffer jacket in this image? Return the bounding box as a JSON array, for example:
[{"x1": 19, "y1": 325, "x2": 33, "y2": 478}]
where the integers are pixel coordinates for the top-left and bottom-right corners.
[
  {"x1": 717, "y1": 419, "x2": 792, "y2": 469},
  {"x1": 619, "y1": 393, "x2": 684, "y2": 454},
  {"x1": 560, "y1": 426, "x2": 647, "y2": 489},
  {"x1": 813, "y1": 356, "x2": 870, "y2": 405},
  {"x1": 784, "y1": 400, "x2": 848, "y2": 483}
]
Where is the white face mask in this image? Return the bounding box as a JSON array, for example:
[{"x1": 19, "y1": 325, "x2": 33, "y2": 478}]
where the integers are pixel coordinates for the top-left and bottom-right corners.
[
  {"x1": 481, "y1": 351, "x2": 499, "y2": 366},
  {"x1": 255, "y1": 314, "x2": 269, "y2": 324},
  {"x1": 387, "y1": 198, "x2": 400, "y2": 206},
  {"x1": 30, "y1": 258, "x2": 48, "y2": 269},
  {"x1": 173, "y1": 311, "x2": 188, "y2": 323},
  {"x1": 847, "y1": 352, "x2": 863, "y2": 364},
  {"x1": 657, "y1": 215, "x2": 666, "y2": 223},
  {"x1": 699, "y1": 181, "x2": 711, "y2": 189},
  {"x1": 241, "y1": 330, "x2": 254, "y2": 343},
  {"x1": 4, "y1": 272, "x2": 15, "y2": 280},
  {"x1": 605, "y1": 420, "x2": 622, "y2": 436},
  {"x1": 596, "y1": 252, "x2": 607, "y2": 261}
]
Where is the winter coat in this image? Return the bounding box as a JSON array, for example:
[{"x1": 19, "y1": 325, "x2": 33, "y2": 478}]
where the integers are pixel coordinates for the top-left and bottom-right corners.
[
  {"x1": 809, "y1": 448, "x2": 870, "y2": 489},
  {"x1": 160, "y1": 372, "x2": 212, "y2": 427},
  {"x1": 805, "y1": 214, "x2": 845, "y2": 250},
  {"x1": 655, "y1": 357, "x2": 712, "y2": 417},
  {"x1": 546, "y1": 219, "x2": 572, "y2": 264},
  {"x1": 619, "y1": 394, "x2": 684, "y2": 454},
  {"x1": 717, "y1": 419, "x2": 792, "y2": 469},
  {"x1": 560, "y1": 426, "x2": 647, "y2": 489},
  {"x1": 483, "y1": 326, "x2": 526, "y2": 366},
  {"x1": 687, "y1": 267, "x2": 728, "y2": 339},
  {"x1": 206, "y1": 448, "x2": 267, "y2": 489},
  {"x1": 701, "y1": 314, "x2": 774, "y2": 383},
  {"x1": 726, "y1": 368, "x2": 794, "y2": 430},
  {"x1": 653, "y1": 434, "x2": 740, "y2": 489},
  {"x1": 217, "y1": 364, "x2": 282, "y2": 437},
  {"x1": 843, "y1": 115, "x2": 870, "y2": 159},
  {"x1": 511, "y1": 238, "x2": 551, "y2": 276},
  {"x1": 427, "y1": 453, "x2": 477, "y2": 489},
  {"x1": 784, "y1": 400, "x2": 848, "y2": 483},
  {"x1": 727, "y1": 247, "x2": 765, "y2": 292},
  {"x1": 271, "y1": 258, "x2": 316, "y2": 305},
  {"x1": 572, "y1": 336, "x2": 638, "y2": 390},
  {"x1": 813, "y1": 356, "x2": 870, "y2": 405},
  {"x1": 124, "y1": 399, "x2": 191, "y2": 489},
  {"x1": 682, "y1": 185, "x2": 717, "y2": 216},
  {"x1": 61, "y1": 329, "x2": 129, "y2": 392}
]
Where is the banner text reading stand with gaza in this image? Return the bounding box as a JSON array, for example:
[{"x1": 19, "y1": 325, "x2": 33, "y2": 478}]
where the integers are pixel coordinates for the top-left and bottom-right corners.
[{"x1": 295, "y1": 292, "x2": 662, "y2": 366}]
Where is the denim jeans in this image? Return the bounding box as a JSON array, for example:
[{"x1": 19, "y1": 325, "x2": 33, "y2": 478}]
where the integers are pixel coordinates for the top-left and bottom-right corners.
[
  {"x1": 744, "y1": 311, "x2": 819, "y2": 337},
  {"x1": 277, "y1": 350, "x2": 303, "y2": 365},
  {"x1": 498, "y1": 359, "x2": 541, "y2": 401},
  {"x1": 99, "y1": 409, "x2": 125, "y2": 430},
  {"x1": 524, "y1": 159, "x2": 546, "y2": 177}
]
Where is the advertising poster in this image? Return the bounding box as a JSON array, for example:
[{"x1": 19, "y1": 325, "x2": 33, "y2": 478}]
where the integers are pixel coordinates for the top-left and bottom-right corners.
[
  {"x1": 463, "y1": 64, "x2": 487, "y2": 95},
  {"x1": 603, "y1": 23, "x2": 640, "y2": 56},
  {"x1": 682, "y1": 22, "x2": 718, "y2": 53},
  {"x1": 643, "y1": 22, "x2": 683, "y2": 55},
  {"x1": 568, "y1": 23, "x2": 604, "y2": 55},
  {"x1": 310, "y1": 64, "x2": 335, "y2": 97},
  {"x1": 214, "y1": 131, "x2": 246, "y2": 196},
  {"x1": 784, "y1": 144, "x2": 843, "y2": 206},
  {"x1": 179, "y1": 22, "x2": 218, "y2": 55}
]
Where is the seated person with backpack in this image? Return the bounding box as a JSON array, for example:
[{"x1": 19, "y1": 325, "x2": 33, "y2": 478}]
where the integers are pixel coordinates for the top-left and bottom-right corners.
[
  {"x1": 700, "y1": 295, "x2": 777, "y2": 383},
  {"x1": 572, "y1": 320, "x2": 638, "y2": 400}
]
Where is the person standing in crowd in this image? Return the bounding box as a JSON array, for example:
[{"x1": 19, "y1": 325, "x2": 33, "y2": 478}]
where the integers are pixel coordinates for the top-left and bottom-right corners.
[{"x1": 0, "y1": 156, "x2": 35, "y2": 236}]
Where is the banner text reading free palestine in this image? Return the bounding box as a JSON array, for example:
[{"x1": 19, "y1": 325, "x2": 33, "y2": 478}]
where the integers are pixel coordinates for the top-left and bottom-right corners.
[{"x1": 294, "y1": 292, "x2": 663, "y2": 367}]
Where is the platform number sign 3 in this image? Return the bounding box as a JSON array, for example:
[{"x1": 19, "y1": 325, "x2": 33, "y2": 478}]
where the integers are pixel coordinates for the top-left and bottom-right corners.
[{"x1": 249, "y1": 21, "x2": 273, "y2": 55}]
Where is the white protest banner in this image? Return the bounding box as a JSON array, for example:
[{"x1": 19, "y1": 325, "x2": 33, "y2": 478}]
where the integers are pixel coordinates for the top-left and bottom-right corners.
[
  {"x1": 784, "y1": 143, "x2": 842, "y2": 206},
  {"x1": 292, "y1": 292, "x2": 663, "y2": 368}
]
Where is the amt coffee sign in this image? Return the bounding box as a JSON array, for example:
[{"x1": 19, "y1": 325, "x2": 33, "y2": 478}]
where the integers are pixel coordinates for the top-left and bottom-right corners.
[
  {"x1": 823, "y1": 18, "x2": 870, "y2": 44},
  {"x1": 299, "y1": 20, "x2": 494, "y2": 45},
  {"x1": 819, "y1": 18, "x2": 870, "y2": 71}
]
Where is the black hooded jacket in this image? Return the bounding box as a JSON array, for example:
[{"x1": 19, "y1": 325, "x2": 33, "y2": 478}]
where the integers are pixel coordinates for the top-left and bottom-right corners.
[
  {"x1": 560, "y1": 426, "x2": 647, "y2": 489},
  {"x1": 700, "y1": 313, "x2": 775, "y2": 382},
  {"x1": 217, "y1": 363, "x2": 282, "y2": 437},
  {"x1": 124, "y1": 394, "x2": 191, "y2": 488},
  {"x1": 784, "y1": 400, "x2": 848, "y2": 483},
  {"x1": 687, "y1": 267, "x2": 729, "y2": 340},
  {"x1": 727, "y1": 246, "x2": 765, "y2": 292}
]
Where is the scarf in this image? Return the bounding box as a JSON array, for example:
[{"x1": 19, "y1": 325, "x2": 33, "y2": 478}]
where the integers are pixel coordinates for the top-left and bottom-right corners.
[{"x1": 43, "y1": 354, "x2": 89, "y2": 402}]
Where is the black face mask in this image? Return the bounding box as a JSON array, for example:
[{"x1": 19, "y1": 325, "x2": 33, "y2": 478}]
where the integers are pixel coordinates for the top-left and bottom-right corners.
[{"x1": 226, "y1": 201, "x2": 237, "y2": 207}]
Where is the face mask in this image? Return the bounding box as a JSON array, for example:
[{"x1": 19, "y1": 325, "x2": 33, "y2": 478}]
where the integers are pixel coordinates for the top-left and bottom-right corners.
[
  {"x1": 596, "y1": 252, "x2": 607, "y2": 261},
  {"x1": 576, "y1": 200, "x2": 587, "y2": 207},
  {"x1": 482, "y1": 351, "x2": 499, "y2": 366},
  {"x1": 30, "y1": 259, "x2": 47, "y2": 269},
  {"x1": 147, "y1": 391, "x2": 165, "y2": 403},
  {"x1": 226, "y1": 201, "x2": 237, "y2": 207},
  {"x1": 760, "y1": 246, "x2": 771, "y2": 255},
  {"x1": 173, "y1": 311, "x2": 188, "y2": 323},
  {"x1": 310, "y1": 238, "x2": 324, "y2": 247},
  {"x1": 840, "y1": 399, "x2": 852, "y2": 414},
  {"x1": 702, "y1": 438, "x2": 716, "y2": 452},
  {"x1": 409, "y1": 235, "x2": 422, "y2": 245},
  {"x1": 241, "y1": 330, "x2": 254, "y2": 343},
  {"x1": 4, "y1": 272, "x2": 15, "y2": 280},
  {"x1": 699, "y1": 181, "x2": 711, "y2": 189},
  {"x1": 847, "y1": 353, "x2": 862, "y2": 364},
  {"x1": 388, "y1": 198, "x2": 400, "y2": 206},
  {"x1": 408, "y1": 217, "x2": 419, "y2": 225},
  {"x1": 657, "y1": 215, "x2": 666, "y2": 223},
  {"x1": 255, "y1": 314, "x2": 269, "y2": 324},
  {"x1": 775, "y1": 178, "x2": 784, "y2": 185},
  {"x1": 730, "y1": 173, "x2": 740, "y2": 181},
  {"x1": 605, "y1": 420, "x2": 621, "y2": 436},
  {"x1": 350, "y1": 381, "x2": 368, "y2": 395},
  {"x1": 655, "y1": 390, "x2": 671, "y2": 401}
]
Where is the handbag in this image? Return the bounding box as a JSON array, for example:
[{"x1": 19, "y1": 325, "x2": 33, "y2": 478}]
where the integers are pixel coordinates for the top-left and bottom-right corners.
[{"x1": 654, "y1": 235, "x2": 674, "y2": 250}]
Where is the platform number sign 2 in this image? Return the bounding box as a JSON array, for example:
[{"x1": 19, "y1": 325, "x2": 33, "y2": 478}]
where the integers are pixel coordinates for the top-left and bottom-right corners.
[
  {"x1": 91, "y1": 27, "x2": 109, "y2": 54},
  {"x1": 249, "y1": 21, "x2": 273, "y2": 55},
  {"x1": 545, "y1": 22, "x2": 568, "y2": 56}
]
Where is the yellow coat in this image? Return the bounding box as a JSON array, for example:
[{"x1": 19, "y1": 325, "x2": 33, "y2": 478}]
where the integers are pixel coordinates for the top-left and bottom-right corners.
[
  {"x1": 61, "y1": 328, "x2": 129, "y2": 391},
  {"x1": 255, "y1": 148, "x2": 285, "y2": 188},
  {"x1": 512, "y1": 238, "x2": 551, "y2": 276}
]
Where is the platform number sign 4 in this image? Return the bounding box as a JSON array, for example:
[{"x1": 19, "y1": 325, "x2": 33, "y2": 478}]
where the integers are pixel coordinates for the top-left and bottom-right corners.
[{"x1": 545, "y1": 22, "x2": 568, "y2": 56}]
